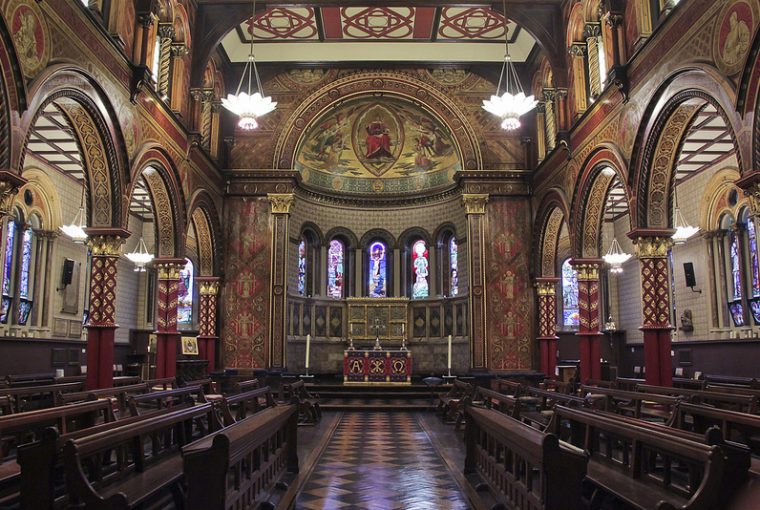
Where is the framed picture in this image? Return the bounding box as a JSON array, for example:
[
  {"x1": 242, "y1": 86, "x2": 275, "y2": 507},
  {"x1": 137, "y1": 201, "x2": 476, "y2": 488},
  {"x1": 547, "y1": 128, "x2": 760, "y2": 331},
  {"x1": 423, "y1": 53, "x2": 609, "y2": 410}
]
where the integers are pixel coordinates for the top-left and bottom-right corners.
[{"x1": 181, "y1": 336, "x2": 199, "y2": 356}]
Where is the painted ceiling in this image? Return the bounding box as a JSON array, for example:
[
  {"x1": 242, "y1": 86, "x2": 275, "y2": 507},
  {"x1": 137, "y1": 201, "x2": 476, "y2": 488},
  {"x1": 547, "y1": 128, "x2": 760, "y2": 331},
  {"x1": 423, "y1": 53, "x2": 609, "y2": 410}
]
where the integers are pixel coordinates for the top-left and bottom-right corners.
[
  {"x1": 220, "y1": 6, "x2": 537, "y2": 63},
  {"x1": 294, "y1": 96, "x2": 461, "y2": 195}
]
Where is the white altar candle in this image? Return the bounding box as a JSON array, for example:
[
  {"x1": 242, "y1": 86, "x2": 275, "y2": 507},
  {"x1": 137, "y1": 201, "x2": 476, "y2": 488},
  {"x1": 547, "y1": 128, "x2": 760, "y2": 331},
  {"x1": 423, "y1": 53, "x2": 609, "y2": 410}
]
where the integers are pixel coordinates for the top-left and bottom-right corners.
[
  {"x1": 447, "y1": 334, "x2": 452, "y2": 370},
  {"x1": 305, "y1": 334, "x2": 311, "y2": 369},
  {"x1": 402, "y1": 323, "x2": 405, "y2": 336}
]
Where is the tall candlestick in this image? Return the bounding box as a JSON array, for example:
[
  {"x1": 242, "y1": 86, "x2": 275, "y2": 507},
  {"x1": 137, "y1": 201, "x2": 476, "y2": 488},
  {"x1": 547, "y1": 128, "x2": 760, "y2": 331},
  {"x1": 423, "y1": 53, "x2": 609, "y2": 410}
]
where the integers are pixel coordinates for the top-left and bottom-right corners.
[
  {"x1": 305, "y1": 334, "x2": 311, "y2": 370},
  {"x1": 447, "y1": 334, "x2": 452, "y2": 372}
]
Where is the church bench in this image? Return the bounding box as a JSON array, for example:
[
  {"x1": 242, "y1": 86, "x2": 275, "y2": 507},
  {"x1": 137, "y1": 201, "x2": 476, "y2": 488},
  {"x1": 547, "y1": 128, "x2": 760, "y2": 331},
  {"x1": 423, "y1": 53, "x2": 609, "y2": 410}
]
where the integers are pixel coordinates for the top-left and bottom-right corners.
[
  {"x1": 438, "y1": 379, "x2": 474, "y2": 423},
  {"x1": 112, "y1": 376, "x2": 142, "y2": 387},
  {"x1": 180, "y1": 377, "x2": 219, "y2": 396},
  {"x1": 671, "y1": 401, "x2": 760, "y2": 456},
  {"x1": 144, "y1": 377, "x2": 176, "y2": 391},
  {"x1": 54, "y1": 383, "x2": 150, "y2": 413},
  {"x1": 233, "y1": 377, "x2": 260, "y2": 393},
  {"x1": 0, "y1": 396, "x2": 11, "y2": 416},
  {"x1": 16, "y1": 403, "x2": 193, "y2": 510},
  {"x1": 53, "y1": 375, "x2": 88, "y2": 385},
  {"x1": 636, "y1": 383, "x2": 758, "y2": 414},
  {"x1": 283, "y1": 380, "x2": 321, "y2": 424},
  {"x1": 520, "y1": 387, "x2": 590, "y2": 431},
  {"x1": 550, "y1": 404, "x2": 729, "y2": 510},
  {"x1": 580, "y1": 385, "x2": 680, "y2": 421},
  {"x1": 127, "y1": 385, "x2": 205, "y2": 416},
  {"x1": 0, "y1": 399, "x2": 115, "y2": 505},
  {"x1": 475, "y1": 387, "x2": 521, "y2": 418},
  {"x1": 0, "y1": 382, "x2": 85, "y2": 413},
  {"x1": 703, "y1": 374, "x2": 760, "y2": 389},
  {"x1": 219, "y1": 386, "x2": 276, "y2": 426},
  {"x1": 464, "y1": 405, "x2": 587, "y2": 510},
  {"x1": 4, "y1": 373, "x2": 56, "y2": 387},
  {"x1": 495, "y1": 378, "x2": 524, "y2": 396},
  {"x1": 183, "y1": 404, "x2": 299, "y2": 510},
  {"x1": 539, "y1": 379, "x2": 574, "y2": 394},
  {"x1": 614, "y1": 377, "x2": 645, "y2": 391},
  {"x1": 673, "y1": 378, "x2": 706, "y2": 390},
  {"x1": 62, "y1": 402, "x2": 222, "y2": 510},
  {"x1": 704, "y1": 383, "x2": 760, "y2": 403},
  {"x1": 585, "y1": 379, "x2": 615, "y2": 389}
]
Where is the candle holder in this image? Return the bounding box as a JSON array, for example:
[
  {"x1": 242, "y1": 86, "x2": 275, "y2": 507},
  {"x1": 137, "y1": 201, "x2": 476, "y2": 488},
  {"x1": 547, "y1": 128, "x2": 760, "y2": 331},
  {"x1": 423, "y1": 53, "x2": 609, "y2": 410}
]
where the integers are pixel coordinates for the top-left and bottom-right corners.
[
  {"x1": 371, "y1": 317, "x2": 385, "y2": 351},
  {"x1": 347, "y1": 336, "x2": 355, "y2": 351},
  {"x1": 400, "y1": 336, "x2": 408, "y2": 351}
]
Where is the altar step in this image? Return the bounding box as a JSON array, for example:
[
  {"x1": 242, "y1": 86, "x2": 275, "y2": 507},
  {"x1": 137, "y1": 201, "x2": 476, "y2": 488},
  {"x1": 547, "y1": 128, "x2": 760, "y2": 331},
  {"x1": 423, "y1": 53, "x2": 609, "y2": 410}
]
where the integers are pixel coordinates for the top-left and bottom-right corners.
[{"x1": 308, "y1": 382, "x2": 449, "y2": 411}]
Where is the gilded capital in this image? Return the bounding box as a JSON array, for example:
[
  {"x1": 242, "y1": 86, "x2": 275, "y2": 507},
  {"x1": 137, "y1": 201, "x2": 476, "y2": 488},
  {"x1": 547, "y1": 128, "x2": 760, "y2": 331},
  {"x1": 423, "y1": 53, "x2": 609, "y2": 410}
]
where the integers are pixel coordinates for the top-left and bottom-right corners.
[
  {"x1": 535, "y1": 281, "x2": 557, "y2": 296},
  {"x1": 573, "y1": 262, "x2": 600, "y2": 280},
  {"x1": 199, "y1": 280, "x2": 220, "y2": 296},
  {"x1": 87, "y1": 235, "x2": 126, "y2": 256},
  {"x1": 462, "y1": 193, "x2": 488, "y2": 215},
  {"x1": 268, "y1": 193, "x2": 295, "y2": 214},
  {"x1": 634, "y1": 236, "x2": 671, "y2": 258},
  {"x1": 156, "y1": 262, "x2": 183, "y2": 280}
]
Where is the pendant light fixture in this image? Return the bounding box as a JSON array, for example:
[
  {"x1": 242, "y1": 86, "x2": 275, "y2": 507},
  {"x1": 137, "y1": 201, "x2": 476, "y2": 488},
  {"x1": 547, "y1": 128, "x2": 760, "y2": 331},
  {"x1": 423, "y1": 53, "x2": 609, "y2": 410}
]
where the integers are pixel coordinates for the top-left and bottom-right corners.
[
  {"x1": 481, "y1": 0, "x2": 537, "y2": 130},
  {"x1": 603, "y1": 238, "x2": 632, "y2": 273},
  {"x1": 124, "y1": 236, "x2": 154, "y2": 272},
  {"x1": 59, "y1": 185, "x2": 88, "y2": 243},
  {"x1": 672, "y1": 187, "x2": 699, "y2": 244},
  {"x1": 221, "y1": 0, "x2": 276, "y2": 130}
]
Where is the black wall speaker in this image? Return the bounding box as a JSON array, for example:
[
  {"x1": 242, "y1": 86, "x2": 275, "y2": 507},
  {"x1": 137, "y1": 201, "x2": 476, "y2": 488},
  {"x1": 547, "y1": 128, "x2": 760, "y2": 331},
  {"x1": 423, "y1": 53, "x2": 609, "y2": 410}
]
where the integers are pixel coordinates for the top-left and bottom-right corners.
[
  {"x1": 61, "y1": 259, "x2": 74, "y2": 286},
  {"x1": 684, "y1": 262, "x2": 697, "y2": 288}
]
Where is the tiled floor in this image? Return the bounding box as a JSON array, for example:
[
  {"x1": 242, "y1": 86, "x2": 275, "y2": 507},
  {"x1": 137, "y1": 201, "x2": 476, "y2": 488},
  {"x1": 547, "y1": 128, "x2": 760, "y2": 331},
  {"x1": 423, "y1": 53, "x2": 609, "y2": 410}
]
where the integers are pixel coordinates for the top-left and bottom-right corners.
[{"x1": 296, "y1": 412, "x2": 472, "y2": 510}]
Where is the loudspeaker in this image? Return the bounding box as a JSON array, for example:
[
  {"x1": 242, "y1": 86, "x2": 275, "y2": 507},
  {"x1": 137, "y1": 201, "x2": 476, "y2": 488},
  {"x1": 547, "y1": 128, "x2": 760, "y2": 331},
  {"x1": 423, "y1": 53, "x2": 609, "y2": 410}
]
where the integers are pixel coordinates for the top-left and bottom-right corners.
[
  {"x1": 61, "y1": 259, "x2": 74, "y2": 286},
  {"x1": 684, "y1": 262, "x2": 697, "y2": 288}
]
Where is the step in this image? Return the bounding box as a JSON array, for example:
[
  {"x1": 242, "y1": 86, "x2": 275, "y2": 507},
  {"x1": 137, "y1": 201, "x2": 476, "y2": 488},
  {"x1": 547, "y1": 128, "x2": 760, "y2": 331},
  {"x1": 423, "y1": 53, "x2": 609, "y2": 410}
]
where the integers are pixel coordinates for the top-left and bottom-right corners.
[{"x1": 313, "y1": 390, "x2": 435, "y2": 398}]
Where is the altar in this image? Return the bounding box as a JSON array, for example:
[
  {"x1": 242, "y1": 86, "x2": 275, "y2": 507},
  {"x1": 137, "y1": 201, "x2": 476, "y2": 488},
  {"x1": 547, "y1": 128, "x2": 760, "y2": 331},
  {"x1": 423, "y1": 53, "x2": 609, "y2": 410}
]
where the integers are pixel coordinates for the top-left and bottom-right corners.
[{"x1": 343, "y1": 350, "x2": 412, "y2": 384}]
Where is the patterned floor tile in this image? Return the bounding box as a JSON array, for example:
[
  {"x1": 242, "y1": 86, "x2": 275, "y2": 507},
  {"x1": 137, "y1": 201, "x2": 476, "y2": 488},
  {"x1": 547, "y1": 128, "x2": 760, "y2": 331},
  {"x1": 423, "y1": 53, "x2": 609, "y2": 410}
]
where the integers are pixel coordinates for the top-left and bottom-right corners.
[{"x1": 295, "y1": 412, "x2": 471, "y2": 510}]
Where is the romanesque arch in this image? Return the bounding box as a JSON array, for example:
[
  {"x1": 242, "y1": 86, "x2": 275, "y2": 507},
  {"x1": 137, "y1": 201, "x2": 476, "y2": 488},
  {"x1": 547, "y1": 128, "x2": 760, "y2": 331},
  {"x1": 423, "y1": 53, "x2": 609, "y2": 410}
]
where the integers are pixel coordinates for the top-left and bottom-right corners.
[
  {"x1": 534, "y1": 189, "x2": 571, "y2": 277},
  {"x1": 187, "y1": 190, "x2": 221, "y2": 276}
]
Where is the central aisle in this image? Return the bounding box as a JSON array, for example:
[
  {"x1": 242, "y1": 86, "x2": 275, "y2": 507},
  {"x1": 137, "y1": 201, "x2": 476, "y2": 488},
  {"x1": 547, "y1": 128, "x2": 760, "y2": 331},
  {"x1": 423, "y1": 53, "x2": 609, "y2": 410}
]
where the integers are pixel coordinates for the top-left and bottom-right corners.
[{"x1": 295, "y1": 412, "x2": 472, "y2": 510}]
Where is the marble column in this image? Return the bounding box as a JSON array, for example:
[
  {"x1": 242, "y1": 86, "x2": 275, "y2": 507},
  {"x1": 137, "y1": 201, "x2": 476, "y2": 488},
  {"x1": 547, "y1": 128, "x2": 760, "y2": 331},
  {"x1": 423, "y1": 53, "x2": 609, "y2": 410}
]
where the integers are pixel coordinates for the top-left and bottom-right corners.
[
  {"x1": 84, "y1": 229, "x2": 129, "y2": 389},
  {"x1": 463, "y1": 194, "x2": 488, "y2": 369},
  {"x1": 535, "y1": 277, "x2": 560, "y2": 379},
  {"x1": 268, "y1": 193, "x2": 294, "y2": 369},
  {"x1": 196, "y1": 277, "x2": 220, "y2": 374},
  {"x1": 154, "y1": 258, "x2": 185, "y2": 379},
  {"x1": 629, "y1": 230, "x2": 675, "y2": 386},
  {"x1": 571, "y1": 258, "x2": 603, "y2": 382}
]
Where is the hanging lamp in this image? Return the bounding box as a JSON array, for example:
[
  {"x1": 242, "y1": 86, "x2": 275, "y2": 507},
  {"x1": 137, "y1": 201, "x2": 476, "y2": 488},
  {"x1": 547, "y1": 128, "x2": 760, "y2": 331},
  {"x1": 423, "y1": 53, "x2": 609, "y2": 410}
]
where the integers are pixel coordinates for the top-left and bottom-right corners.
[
  {"x1": 481, "y1": 0, "x2": 537, "y2": 130},
  {"x1": 221, "y1": 0, "x2": 276, "y2": 130},
  {"x1": 59, "y1": 185, "x2": 88, "y2": 243},
  {"x1": 671, "y1": 188, "x2": 699, "y2": 244},
  {"x1": 124, "y1": 236, "x2": 154, "y2": 272},
  {"x1": 603, "y1": 238, "x2": 632, "y2": 273}
]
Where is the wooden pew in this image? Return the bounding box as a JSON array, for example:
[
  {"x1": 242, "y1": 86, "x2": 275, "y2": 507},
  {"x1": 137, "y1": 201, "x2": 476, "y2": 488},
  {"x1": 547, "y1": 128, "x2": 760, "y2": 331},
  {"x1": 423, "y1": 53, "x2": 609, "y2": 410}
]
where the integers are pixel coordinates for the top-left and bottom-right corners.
[
  {"x1": 585, "y1": 379, "x2": 615, "y2": 389},
  {"x1": 0, "y1": 396, "x2": 12, "y2": 416},
  {"x1": 54, "y1": 382, "x2": 150, "y2": 413},
  {"x1": 564, "y1": 407, "x2": 752, "y2": 497},
  {"x1": 550, "y1": 404, "x2": 729, "y2": 510},
  {"x1": 283, "y1": 380, "x2": 321, "y2": 424},
  {"x1": 16, "y1": 404, "x2": 192, "y2": 510},
  {"x1": 112, "y1": 376, "x2": 142, "y2": 387},
  {"x1": 437, "y1": 379, "x2": 474, "y2": 423},
  {"x1": 580, "y1": 385, "x2": 680, "y2": 421},
  {"x1": 62, "y1": 402, "x2": 222, "y2": 510},
  {"x1": 127, "y1": 385, "x2": 205, "y2": 416},
  {"x1": 4, "y1": 373, "x2": 55, "y2": 387},
  {"x1": 464, "y1": 405, "x2": 587, "y2": 510},
  {"x1": 539, "y1": 379, "x2": 574, "y2": 394},
  {"x1": 183, "y1": 405, "x2": 299, "y2": 510},
  {"x1": 219, "y1": 386, "x2": 276, "y2": 427},
  {"x1": 495, "y1": 378, "x2": 523, "y2": 396},
  {"x1": 704, "y1": 374, "x2": 760, "y2": 389},
  {"x1": 614, "y1": 376, "x2": 645, "y2": 391},
  {"x1": 520, "y1": 387, "x2": 590, "y2": 431},
  {"x1": 673, "y1": 377, "x2": 706, "y2": 390},
  {"x1": 672, "y1": 401, "x2": 760, "y2": 456},
  {"x1": 181, "y1": 377, "x2": 218, "y2": 395},
  {"x1": 53, "y1": 375, "x2": 87, "y2": 385},
  {"x1": 0, "y1": 382, "x2": 85, "y2": 413},
  {"x1": 144, "y1": 377, "x2": 175, "y2": 390},
  {"x1": 475, "y1": 387, "x2": 521, "y2": 418},
  {"x1": 636, "y1": 383, "x2": 758, "y2": 414},
  {"x1": 233, "y1": 378, "x2": 260, "y2": 393},
  {"x1": 0, "y1": 399, "x2": 115, "y2": 505}
]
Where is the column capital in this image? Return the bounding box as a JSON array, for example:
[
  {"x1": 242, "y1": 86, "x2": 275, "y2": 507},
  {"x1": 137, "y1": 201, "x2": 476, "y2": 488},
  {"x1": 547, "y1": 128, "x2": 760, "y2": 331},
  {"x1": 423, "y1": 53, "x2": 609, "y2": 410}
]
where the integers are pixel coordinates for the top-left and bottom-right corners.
[
  {"x1": 0, "y1": 170, "x2": 27, "y2": 217},
  {"x1": 267, "y1": 193, "x2": 295, "y2": 214},
  {"x1": 462, "y1": 193, "x2": 488, "y2": 215},
  {"x1": 736, "y1": 172, "x2": 760, "y2": 215},
  {"x1": 627, "y1": 228, "x2": 675, "y2": 258},
  {"x1": 154, "y1": 257, "x2": 186, "y2": 279},
  {"x1": 570, "y1": 258, "x2": 604, "y2": 279},
  {"x1": 535, "y1": 277, "x2": 560, "y2": 295},
  {"x1": 85, "y1": 228, "x2": 130, "y2": 256},
  {"x1": 197, "y1": 276, "x2": 221, "y2": 296},
  {"x1": 170, "y1": 43, "x2": 188, "y2": 58},
  {"x1": 569, "y1": 42, "x2": 588, "y2": 57},
  {"x1": 584, "y1": 21, "x2": 602, "y2": 39}
]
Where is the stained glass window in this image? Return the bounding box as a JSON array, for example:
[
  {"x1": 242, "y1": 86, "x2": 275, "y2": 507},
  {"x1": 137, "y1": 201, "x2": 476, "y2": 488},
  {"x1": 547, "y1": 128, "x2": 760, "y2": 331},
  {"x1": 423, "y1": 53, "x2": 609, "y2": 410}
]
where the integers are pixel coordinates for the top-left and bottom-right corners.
[
  {"x1": 177, "y1": 259, "x2": 194, "y2": 327},
  {"x1": 327, "y1": 239, "x2": 344, "y2": 299},
  {"x1": 748, "y1": 217, "x2": 760, "y2": 297},
  {"x1": 730, "y1": 229, "x2": 742, "y2": 300},
  {"x1": 368, "y1": 241, "x2": 387, "y2": 298},
  {"x1": 19, "y1": 228, "x2": 33, "y2": 300},
  {"x1": 297, "y1": 237, "x2": 306, "y2": 296},
  {"x1": 562, "y1": 259, "x2": 580, "y2": 327},
  {"x1": 730, "y1": 302, "x2": 745, "y2": 327},
  {"x1": 449, "y1": 237, "x2": 458, "y2": 297},
  {"x1": 412, "y1": 240, "x2": 429, "y2": 299},
  {"x1": 2, "y1": 220, "x2": 16, "y2": 297}
]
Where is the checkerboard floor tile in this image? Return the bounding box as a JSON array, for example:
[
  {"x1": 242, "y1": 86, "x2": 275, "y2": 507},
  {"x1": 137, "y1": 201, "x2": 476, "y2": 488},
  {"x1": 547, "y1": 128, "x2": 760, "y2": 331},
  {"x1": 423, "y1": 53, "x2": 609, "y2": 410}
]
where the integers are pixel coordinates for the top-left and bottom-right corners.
[{"x1": 296, "y1": 412, "x2": 470, "y2": 510}]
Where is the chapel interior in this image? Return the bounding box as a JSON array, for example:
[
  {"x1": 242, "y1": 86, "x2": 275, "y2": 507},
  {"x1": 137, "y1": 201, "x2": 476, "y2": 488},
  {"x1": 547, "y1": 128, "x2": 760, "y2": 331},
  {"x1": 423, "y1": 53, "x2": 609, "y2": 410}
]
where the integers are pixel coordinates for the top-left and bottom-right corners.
[{"x1": 0, "y1": 0, "x2": 758, "y2": 508}]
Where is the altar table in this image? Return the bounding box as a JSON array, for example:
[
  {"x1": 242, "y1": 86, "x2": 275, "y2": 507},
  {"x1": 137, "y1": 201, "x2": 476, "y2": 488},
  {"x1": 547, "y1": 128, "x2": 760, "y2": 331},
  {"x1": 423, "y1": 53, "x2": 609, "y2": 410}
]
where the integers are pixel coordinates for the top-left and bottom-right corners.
[{"x1": 343, "y1": 350, "x2": 412, "y2": 384}]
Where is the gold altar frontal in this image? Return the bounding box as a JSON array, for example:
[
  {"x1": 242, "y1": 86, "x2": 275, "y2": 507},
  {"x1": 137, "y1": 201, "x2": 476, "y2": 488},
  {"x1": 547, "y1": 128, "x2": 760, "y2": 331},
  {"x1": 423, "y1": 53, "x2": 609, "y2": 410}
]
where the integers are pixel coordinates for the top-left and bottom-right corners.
[{"x1": 343, "y1": 350, "x2": 412, "y2": 384}]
